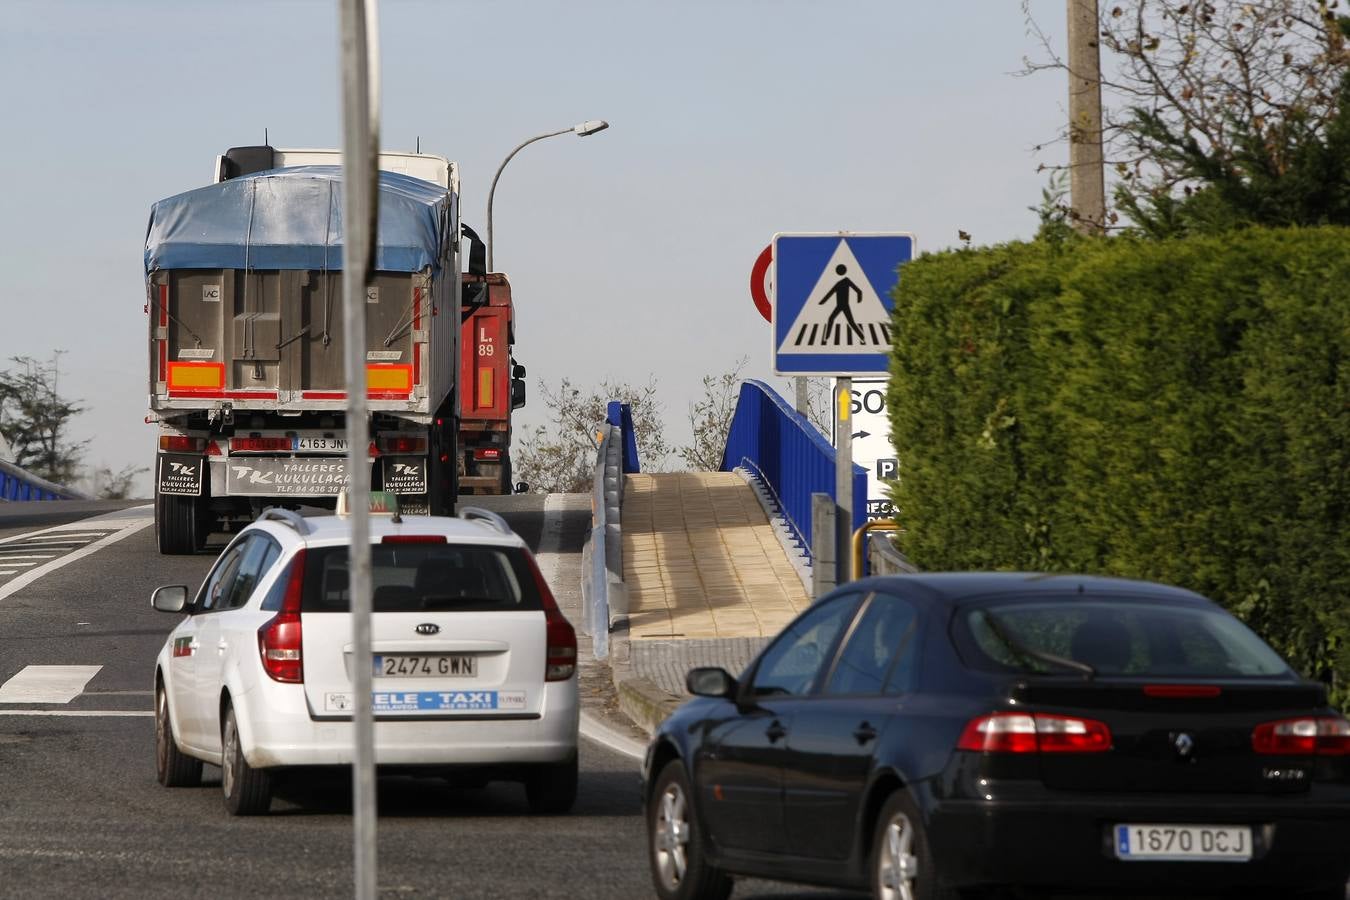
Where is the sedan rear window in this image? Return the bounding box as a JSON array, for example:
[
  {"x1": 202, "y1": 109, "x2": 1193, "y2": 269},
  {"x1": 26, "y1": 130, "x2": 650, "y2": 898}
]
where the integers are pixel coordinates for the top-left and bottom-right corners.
[
  {"x1": 955, "y1": 598, "x2": 1291, "y2": 678},
  {"x1": 302, "y1": 544, "x2": 542, "y2": 613}
]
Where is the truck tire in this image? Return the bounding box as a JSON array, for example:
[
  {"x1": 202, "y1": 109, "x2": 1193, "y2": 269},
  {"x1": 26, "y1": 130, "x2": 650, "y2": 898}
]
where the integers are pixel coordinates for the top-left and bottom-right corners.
[
  {"x1": 156, "y1": 493, "x2": 201, "y2": 555},
  {"x1": 501, "y1": 456, "x2": 513, "y2": 495}
]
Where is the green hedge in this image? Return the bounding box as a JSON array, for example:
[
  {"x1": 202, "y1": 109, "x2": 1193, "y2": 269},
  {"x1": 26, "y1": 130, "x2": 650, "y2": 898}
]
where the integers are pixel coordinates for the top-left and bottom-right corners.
[{"x1": 887, "y1": 227, "x2": 1350, "y2": 701}]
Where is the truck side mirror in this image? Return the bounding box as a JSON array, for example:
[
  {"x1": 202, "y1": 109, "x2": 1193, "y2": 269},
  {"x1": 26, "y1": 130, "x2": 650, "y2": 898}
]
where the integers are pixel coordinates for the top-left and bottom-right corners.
[
  {"x1": 461, "y1": 223, "x2": 487, "y2": 275},
  {"x1": 514, "y1": 481, "x2": 530, "y2": 494},
  {"x1": 512, "y1": 364, "x2": 526, "y2": 379},
  {"x1": 510, "y1": 379, "x2": 527, "y2": 410},
  {"x1": 463, "y1": 282, "x2": 488, "y2": 307}
]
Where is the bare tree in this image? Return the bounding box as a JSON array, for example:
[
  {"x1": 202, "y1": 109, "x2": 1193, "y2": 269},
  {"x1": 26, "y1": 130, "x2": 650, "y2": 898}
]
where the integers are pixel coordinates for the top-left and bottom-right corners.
[
  {"x1": 0, "y1": 354, "x2": 88, "y2": 485},
  {"x1": 87, "y1": 463, "x2": 148, "y2": 500},
  {"x1": 680, "y1": 357, "x2": 749, "y2": 471},
  {"x1": 1023, "y1": 0, "x2": 1350, "y2": 233},
  {"x1": 513, "y1": 376, "x2": 674, "y2": 494}
]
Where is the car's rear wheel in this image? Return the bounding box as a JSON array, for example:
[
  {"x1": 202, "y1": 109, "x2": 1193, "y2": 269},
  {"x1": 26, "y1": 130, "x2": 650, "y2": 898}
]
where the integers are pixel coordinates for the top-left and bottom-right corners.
[
  {"x1": 872, "y1": 791, "x2": 958, "y2": 900},
  {"x1": 221, "y1": 704, "x2": 271, "y2": 816},
  {"x1": 647, "y1": 760, "x2": 731, "y2": 900},
  {"x1": 155, "y1": 684, "x2": 201, "y2": 787},
  {"x1": 524, "y1": 753, "x2": 578, "y2": 814}
]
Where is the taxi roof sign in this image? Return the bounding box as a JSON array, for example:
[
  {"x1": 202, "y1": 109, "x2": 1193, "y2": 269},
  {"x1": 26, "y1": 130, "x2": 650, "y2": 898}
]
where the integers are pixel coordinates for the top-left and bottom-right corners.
[{"x1": 336, "y1": 490, "x2": 401, "y2": 519}]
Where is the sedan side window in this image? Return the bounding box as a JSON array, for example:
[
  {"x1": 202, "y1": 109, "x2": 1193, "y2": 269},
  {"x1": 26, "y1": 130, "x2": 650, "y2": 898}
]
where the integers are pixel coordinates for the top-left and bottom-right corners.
[
  {"x1": 751, "y1": 593, "x2": 863, "y2": 697},
  {"x1": 196, "y1": 541, "x2": 248, "y2": 613},
  {"x1": 221, "y1": 536, "x2": 280, "y2": 611},
  {"x1": 824, "y1": 594, "x2": 918, "y2": 696}
]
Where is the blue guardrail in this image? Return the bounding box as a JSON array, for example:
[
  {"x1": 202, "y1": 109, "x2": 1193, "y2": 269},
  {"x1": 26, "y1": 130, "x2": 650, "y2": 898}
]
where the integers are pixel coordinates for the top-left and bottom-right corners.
[
  {"x1": 719, "y1": 379, "x2": 866, "y2": 557},
  {"x1": 0, "y1": 460, "x2": 82, "y2": 501},
  {"x1": 606, "y1": 401, "x2": 641, "y2": 474}
]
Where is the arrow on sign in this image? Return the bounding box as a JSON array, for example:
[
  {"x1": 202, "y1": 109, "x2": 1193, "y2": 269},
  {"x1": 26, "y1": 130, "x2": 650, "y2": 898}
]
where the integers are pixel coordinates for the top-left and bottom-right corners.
[{"x1": 852, "y1": 430, "x2": 871, "y2": 439}]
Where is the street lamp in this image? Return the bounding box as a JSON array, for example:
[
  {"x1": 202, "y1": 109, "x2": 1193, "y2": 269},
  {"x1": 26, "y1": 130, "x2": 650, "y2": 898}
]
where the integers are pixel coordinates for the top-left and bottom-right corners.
[{"x1": 485, "y1": 119, "x2": 609, "y2": 271}]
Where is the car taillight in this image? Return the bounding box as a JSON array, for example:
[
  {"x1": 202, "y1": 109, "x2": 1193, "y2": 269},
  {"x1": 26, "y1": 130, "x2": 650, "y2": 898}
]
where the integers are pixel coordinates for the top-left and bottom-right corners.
[
  {"x1": 523, "y1": 551, "x2": 576, "y2": 682},
  {"x1": 1253, "y1": 716, "x2": 1350, "y2": 756},
  {"x1": 258, "y1": 550, "x2": 306, "y2": 684},
  {"x1": 473, "y1": 448, "x2": 502, "y2": 461},
  {"x1": 957, "y1": 712, "x2": 1112, "y2": 754}
]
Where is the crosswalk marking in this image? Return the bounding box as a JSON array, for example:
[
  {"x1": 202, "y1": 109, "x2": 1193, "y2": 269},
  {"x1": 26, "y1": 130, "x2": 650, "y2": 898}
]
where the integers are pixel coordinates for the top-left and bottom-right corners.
[{"x1": 0, "y1": 665, "x2": 103, "y2": 703}]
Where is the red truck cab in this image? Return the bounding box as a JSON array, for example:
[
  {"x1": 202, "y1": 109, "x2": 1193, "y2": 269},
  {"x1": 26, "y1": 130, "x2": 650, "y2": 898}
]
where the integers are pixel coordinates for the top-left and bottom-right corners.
[{"x1": 458, "y1": 272, "x2": 525, "y2": 494}]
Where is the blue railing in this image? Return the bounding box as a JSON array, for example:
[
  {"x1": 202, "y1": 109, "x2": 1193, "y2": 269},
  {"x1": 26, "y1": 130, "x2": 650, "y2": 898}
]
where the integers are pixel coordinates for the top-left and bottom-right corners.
[
  {"x1": 606, "y1": 401, "x2": 640, "y2": 474},
  {"x1": 0, "y1": 459, "x2": 85, "y2": 501},
  {"x1": 720, "y1": 379, "x2": 866, "y2": 556}
]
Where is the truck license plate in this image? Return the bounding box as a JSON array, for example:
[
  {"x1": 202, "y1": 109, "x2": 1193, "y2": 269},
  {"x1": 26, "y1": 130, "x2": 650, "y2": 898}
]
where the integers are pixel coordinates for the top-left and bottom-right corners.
[
  {"x1": 374, "y1": 654, "x2": 476, "y2": 678},
  {"x1": 1114, "y1": 824, "x2": 1251, "y2": 861},
  {"x1": 296, "y1": 437, "x2": 347, "y2": 451}
]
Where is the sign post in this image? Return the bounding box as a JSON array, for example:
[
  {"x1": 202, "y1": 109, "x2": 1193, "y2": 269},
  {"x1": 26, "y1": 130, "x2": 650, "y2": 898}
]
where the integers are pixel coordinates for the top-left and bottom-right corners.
[
  {"x1": 771, "y1": 232, "x2": 914, "y2": 585},
  {"x1": 339, "y1": 1, "x2": 380, "y2": 898}
]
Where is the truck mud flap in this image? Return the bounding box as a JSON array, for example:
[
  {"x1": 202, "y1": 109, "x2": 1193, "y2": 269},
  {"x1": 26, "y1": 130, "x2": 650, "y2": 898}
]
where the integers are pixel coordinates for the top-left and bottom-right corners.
[
  {"x1": 157, "y1": 454, "x2": 204, "y2": 496},
  {"x1": 225, "y1": 458, "x2": 350, "y2": 497},
  {"x1": 381, "y1": 457, "x2": 427, "y2": 495}
]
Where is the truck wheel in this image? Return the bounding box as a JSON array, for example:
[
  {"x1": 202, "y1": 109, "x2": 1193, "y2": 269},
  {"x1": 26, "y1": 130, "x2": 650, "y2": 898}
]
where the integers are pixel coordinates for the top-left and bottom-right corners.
[
  {"x1": 156, "y1": 494, "x2": 201, "y2": 555},
  {"x1": 501, "y1": 457, "x2": 513, "y2": 495}
]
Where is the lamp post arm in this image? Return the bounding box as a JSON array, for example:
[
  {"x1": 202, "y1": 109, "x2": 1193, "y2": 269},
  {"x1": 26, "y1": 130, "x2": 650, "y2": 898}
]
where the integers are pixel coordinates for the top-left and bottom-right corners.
[{"x1": 485, "y1": 128, "x2": 572, "y2": 271}]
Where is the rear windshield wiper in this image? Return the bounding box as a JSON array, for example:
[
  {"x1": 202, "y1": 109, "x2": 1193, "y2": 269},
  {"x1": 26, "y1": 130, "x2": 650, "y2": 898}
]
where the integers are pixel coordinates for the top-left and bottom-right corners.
[{"x1": 978, "y1": 610, "x2": 1096, "y2": 679}]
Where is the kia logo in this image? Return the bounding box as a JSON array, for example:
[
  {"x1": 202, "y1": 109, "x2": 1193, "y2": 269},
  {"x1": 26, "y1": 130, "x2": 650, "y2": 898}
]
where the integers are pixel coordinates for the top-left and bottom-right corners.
[
  {"x1": 1172, "y1": 732, "x2": 1195, "y2": 759},
  {"x1": 415, "y1": 623, "x2": 440, "y2": 636}
]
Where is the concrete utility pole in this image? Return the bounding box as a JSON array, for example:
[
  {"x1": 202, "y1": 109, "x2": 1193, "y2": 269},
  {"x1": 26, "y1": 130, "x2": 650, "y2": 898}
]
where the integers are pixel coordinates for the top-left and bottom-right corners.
[{"x1": 1067, "y1": 0, "x2": 1107, "y2": 233}]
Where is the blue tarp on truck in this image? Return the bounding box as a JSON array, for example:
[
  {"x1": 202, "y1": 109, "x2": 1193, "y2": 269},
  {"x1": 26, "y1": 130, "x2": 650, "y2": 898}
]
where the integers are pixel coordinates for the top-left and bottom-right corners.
[{"x1": 144, "y1": 166, "x2": 450, "y2": 274}]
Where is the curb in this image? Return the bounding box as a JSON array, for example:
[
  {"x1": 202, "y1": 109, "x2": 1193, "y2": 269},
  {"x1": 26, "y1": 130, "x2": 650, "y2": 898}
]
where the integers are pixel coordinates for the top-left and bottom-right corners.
[{"x1": 607, "y1": 619, "x2": 683, "y2": 736}]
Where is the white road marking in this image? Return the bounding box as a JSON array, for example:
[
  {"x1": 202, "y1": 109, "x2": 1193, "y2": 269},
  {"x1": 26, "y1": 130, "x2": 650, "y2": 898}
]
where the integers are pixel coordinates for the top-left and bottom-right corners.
[
  {"x1": 0, "y1": 555, "x2": 58, "y2": 561},
  {"x1": 0, "y1": 530, "x2": 113, "y2": 546},
  {"x1": 0, "y1": 509, "x2": 153, "y2": 603},
  {"x1": 14, "y1": 536, "x2": 97, "y2": 544},
  {"x1": 0, "y1": 572, "x2": 16, "y2": 576},
  {"x1": 0, "y1": 665, "x2": 103, "y2": 703},
  {"x1": 579, "y1": 709, "x2": 645, "y2": 761},
  {"x1": 0, "y1": 562, "x2": 38, "y2": 568},
  {"x1": 0, "y1": 710, "x2": 152, "y2": 717}
]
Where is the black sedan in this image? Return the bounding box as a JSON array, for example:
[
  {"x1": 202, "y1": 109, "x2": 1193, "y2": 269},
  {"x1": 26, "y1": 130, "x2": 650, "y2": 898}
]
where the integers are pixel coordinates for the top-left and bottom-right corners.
[{"x1": 641, "y1": 573, "x2": 1350, "y2": 900}]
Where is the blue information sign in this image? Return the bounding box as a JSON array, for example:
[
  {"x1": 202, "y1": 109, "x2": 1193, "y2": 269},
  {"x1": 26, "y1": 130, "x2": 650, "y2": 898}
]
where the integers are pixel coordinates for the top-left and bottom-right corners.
[{"x1": 771, "y1": 232, "x2": 914, "y2": 376}]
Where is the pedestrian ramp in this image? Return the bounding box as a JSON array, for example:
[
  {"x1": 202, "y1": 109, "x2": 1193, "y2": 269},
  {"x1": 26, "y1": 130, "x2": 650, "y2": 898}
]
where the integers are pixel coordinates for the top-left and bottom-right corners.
[{"x1": 620, "y1": 472, "x2": 809, "y2": 641}]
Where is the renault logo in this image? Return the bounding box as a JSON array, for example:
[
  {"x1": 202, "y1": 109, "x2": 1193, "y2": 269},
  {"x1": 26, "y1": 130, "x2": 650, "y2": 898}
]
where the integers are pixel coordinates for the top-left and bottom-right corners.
[
  {"x1": 1172, "y1": 732, "x2": 1195, "y2": 758},
  {"x1": 415, "y1": 623, "x2": 440, "y2": 636}
]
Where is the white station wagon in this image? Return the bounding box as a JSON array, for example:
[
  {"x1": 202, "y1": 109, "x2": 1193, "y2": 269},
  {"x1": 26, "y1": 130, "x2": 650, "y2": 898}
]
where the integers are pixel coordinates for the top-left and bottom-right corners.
[{"x1": 150, "y1": 500, "x2": 579, "y2": 815}]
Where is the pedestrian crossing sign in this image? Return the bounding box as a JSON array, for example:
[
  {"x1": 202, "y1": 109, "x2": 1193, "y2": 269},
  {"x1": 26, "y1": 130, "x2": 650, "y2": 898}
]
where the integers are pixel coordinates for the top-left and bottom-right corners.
[{"x1": 771, "y1": 232, "x2": 914, "y2": 375}]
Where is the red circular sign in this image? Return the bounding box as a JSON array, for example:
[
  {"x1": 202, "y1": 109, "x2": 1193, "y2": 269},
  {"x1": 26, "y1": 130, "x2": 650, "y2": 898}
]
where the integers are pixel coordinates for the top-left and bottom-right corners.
[{"x1": 749, "y1": 244, "x2": 772, "y2": 323}]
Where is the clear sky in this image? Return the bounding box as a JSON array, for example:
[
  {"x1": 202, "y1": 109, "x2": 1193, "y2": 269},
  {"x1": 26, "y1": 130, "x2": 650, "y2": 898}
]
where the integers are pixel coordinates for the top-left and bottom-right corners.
[{"x1": 0, "y1": 0, "x2": 1069, "y2": 496}]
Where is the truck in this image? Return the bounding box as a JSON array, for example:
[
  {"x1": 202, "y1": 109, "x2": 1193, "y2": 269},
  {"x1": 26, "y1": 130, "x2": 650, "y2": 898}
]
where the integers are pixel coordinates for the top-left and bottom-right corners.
[
  {"x1": 144, "y1": 145, "x2": 477, "y2": 554},
  {"x1": 458, "y1": 270, "x2": 526, "y2": 495}
]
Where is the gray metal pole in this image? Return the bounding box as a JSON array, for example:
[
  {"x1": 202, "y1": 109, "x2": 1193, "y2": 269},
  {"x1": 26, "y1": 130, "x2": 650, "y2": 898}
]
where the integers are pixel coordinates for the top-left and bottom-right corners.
[
  {"x1": 338, "y1": 1, "x2": 380, "y2": 897},
  {"x1": 1067, "y1": 0, "x2": 1106, "y2": 233},
  {"x1": 835, "y1": 378, "x2": 853, "y2": 584},
  {"x1": 794, "y1": 376, "x2": 809, "y2": 419},
  {"x1": 484, "y1": 128, "x2": 570, "y2": 272}
]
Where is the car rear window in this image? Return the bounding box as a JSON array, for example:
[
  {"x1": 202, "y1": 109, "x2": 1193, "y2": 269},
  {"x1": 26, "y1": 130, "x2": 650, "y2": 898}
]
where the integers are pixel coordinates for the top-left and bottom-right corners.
[
  {"x1": 302, "y1": 544, "x2": 542, "y2": 613},
  {"x1": 954, "y1": 597, "x2": 1292, "y2": 678}
]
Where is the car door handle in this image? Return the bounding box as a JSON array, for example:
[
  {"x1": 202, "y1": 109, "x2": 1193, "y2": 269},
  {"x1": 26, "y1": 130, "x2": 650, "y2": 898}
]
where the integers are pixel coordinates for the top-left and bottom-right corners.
[
  {"x1": 853, "y1": 722, "x2": 878, "y2": 745},
  {"x1": 765, "y1": 720, "x2": 787, "y2": 743}
]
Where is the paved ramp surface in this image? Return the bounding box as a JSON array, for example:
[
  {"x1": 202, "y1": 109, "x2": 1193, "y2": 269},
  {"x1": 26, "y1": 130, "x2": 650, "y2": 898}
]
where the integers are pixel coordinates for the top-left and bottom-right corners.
[{"x1": 622, "y1": 471, "x2": 809, "y2": 640}]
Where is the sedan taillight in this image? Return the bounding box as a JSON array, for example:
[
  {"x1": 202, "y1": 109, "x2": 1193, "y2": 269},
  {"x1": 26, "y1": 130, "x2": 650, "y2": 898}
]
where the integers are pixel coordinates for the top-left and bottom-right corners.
[
  {"x1": 258, "y1": 550, "x2": 306, "y2": 684},
  {"x1": 522, "y1": 550, "x2": 576, "y2": 682},
  {"x1": 957, "y1": 712, "x2": 1112, "y2": 753},
  {"x1": 1253, "y1": 715, "x2": 1350, "y2": 756}
]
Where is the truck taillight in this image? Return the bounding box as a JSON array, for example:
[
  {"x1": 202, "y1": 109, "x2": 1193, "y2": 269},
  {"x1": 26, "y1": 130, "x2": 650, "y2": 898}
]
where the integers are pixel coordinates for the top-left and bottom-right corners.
[
  {"x1": 1253, "y1": 716, "x2": 1350, "y2": 756},
  {"x1": 523, "y1": 550, "x2": 575, "y2": 682},
  {"x1": 159, "y1": 435, "x2": 205, "y2": 453},
  {"x1": 230, "y1": 437, "x2": 292, "y2": 452},
  {"x1": 258, "y1": 550, "x2": 305, "y2": 684},
  {"x1": 957, "y1": 712, "x2": 1112, "y2": 754},
  {"x1": 473, "y1": 448, "x2": 502, "y2": 461},
  {"x1": 378, "y1": 436, "x2": 427, "y2": 455}
]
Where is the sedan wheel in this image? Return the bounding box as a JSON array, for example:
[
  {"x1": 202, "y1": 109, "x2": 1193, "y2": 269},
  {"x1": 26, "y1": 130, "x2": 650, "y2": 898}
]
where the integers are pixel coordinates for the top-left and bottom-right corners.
[
  {"x1": 873, "y1": 792, "x2": 951, "y2": 900},
  {"x1": 876, "y1": 809, "x2": 919, "y2": 900},
  {"x1": 647, "y1": 761, "x2": 730, "y2": 900},
  {"x1": 221, "y1": 704, "x2": 272, "y2": 815},
  {"x1": 154, "y1": 685, "x2": 201, "y2": 787}
]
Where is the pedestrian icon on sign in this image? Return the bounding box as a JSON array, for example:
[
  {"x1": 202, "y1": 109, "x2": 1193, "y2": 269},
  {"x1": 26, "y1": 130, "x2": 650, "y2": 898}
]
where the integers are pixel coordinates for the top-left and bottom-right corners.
[
  {"x1": 778, "y1": 239, "x2": 896, "y2": 355},
  {"x1": 820, "y1": 264, "x2": 866, "y2": 344}
]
